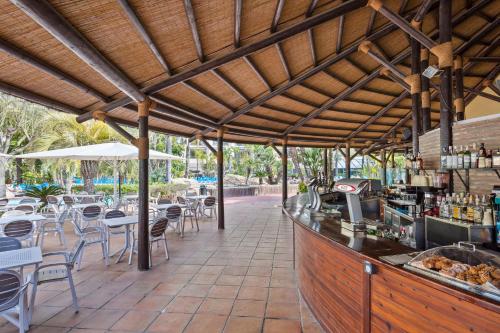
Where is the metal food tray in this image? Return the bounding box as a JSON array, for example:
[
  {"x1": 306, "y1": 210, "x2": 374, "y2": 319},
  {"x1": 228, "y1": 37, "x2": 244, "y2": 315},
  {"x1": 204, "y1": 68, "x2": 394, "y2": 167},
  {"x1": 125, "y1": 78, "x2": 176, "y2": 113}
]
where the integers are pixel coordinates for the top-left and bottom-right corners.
[{"x1": 404, "y1": 262, "x2": 500, "y2": 302}]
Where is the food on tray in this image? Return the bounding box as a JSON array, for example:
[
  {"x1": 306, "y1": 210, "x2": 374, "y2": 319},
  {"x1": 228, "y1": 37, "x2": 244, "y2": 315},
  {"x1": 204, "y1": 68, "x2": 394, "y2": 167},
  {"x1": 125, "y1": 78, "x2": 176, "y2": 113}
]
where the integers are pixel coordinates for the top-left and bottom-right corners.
[{"x1": 415, "y1": 255, "x2": 499, "y2": 288}]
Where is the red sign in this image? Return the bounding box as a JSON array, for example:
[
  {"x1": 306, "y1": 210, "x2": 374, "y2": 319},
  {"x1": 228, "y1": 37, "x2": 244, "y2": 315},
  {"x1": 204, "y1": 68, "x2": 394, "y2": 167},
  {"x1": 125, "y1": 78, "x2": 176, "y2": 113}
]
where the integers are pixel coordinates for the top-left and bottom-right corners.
[{"x1": 335, "y1": 184, "x2": 356, "y2": 192}]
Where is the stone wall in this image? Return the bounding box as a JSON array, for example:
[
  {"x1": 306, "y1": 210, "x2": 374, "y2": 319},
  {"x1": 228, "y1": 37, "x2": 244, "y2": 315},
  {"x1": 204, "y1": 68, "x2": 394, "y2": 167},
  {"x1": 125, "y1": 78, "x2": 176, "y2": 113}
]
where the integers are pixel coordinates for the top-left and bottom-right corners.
[{"x1": 418, "y1": 114, "x2": 500, "y2": 195}]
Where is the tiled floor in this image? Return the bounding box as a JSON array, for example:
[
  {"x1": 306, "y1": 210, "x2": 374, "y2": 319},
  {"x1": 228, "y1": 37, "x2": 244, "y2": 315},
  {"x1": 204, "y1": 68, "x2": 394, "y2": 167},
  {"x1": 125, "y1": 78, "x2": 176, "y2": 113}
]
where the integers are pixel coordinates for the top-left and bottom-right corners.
[{"x1": 0, "y1": 195, "x2": 324, "y2": 333}]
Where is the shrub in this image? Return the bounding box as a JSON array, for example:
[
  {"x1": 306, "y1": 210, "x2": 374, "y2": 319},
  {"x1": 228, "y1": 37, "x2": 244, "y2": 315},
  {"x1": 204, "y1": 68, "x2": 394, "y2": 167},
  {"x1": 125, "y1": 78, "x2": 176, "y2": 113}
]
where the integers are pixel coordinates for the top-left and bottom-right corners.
[
  {"x1": 25, "y1": 184, "x2": 64, "y2": 208},
  {"x1": 70, "y1": 182, "x2": 190, "y2": 197},
  {"x1": 298, "y1": 181, "x2": 308, "y2": 193}
]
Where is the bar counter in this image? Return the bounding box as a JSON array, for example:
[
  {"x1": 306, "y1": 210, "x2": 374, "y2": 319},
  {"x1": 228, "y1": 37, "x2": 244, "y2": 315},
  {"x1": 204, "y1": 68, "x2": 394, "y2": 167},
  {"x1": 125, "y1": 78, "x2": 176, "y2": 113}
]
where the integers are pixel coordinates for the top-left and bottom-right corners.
[{"x1": 284, "y1": 194, "x2": 500, "y2": 333}]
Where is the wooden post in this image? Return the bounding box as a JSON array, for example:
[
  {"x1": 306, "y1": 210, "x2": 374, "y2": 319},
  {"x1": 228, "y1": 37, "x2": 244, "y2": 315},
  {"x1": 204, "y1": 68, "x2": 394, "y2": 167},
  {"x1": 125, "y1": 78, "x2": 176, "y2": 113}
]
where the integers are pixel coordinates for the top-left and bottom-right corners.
[
  {"x1": 421, "y1": 48, "x2": 431, "y2": 132},
  {"x1": 410, "y1": 23, "x2": 422, "y2": 155},
  {"x1": 323, "y1": 148, "x2": 328, "y2": 184},
  {"x1": 454, "y1": 56, "x2": 465, "y2": 121},
  {"x1": 391, "y1": 149, "x2": 395, "y2": 168},
  {"x1": 404, "y1": 147, "x2": 410, "y2": 184},
  {"x1": 345, "y1": 142, "x2": 351, "y2": 178},
  {"x1": 381, "y1": 149, "x2": 387, "y2": 186},
  {"x1": 217, "y1": 128, "x2": 225, "y2": 229},
  {"x1": 439, "y1": 0, "x2": 453, "y2": 193},
  {"x1": 137, "y1": 98, "x2": 150, "y2": 271},
  {"x1": 184, "y1": 139, "x2": 190, "y2": 178},
  {"x1": 282, "y1": 138, "x2": 288, "y2": 204}
]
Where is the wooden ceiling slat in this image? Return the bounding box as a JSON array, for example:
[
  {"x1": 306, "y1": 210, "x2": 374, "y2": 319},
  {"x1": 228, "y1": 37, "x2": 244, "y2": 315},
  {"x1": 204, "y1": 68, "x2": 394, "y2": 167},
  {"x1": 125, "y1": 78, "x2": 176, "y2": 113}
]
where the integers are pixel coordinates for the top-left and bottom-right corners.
[
  {"x1": 234, "y1": 0, "x2": 242, "y2": 48},
  {"x1": 183, "y1": 0, "x2": 204, "y2": 62}
]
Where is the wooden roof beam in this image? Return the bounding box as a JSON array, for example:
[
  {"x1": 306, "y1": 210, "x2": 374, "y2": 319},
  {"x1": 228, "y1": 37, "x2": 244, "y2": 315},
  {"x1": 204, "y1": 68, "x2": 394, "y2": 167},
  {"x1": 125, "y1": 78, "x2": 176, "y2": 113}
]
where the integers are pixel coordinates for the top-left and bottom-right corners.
[
  {"x1": 183, "y1": 0, "x2": 204, "y2": 62},
  {"x1": 211, "y1": 69, "x2": 250, "y2": 103},
  {"x1": 321, "y1": 69, "x2": 399, "y2": 97},
  {"x1": 10, "y1": 0, "x2": 145, "y2": 102},
  {"x1": 413, "y1": 0, "x2": 435, "y2": 23},
  {"x1": 243, "y1": 56, "x2": 272, "y2": 91},
  {"x1": 346, "y1": 91, "x2": 409, "y2": 140},
  {"x1": 336, "y1": 14, "x2": 345, "y2": 53},
  {"x1": 0, "y1": 38, "x2": 109, "y2": 103},
  {"x1": 234, "y1": 0, "x2": 242, "y2": 48},
  {"x1": 275, "y1": 43, "x2": 291, "y2": 80},
  {"x1": 282, "y1": 48, "x2": 411, "y2": 136},
  {"x1": 307, "y1": 29, "x2": 317, "y2": 65},
  {"x1": 117, "y1": 0, "x2": 171, "y2": 75},
  {"x1": 455, "y1": 18, "x2": 500, "y2": 54},
  {"x1": 366, "y1": 11, "x2": 376, "y2": 36},
  {"x1": 182, "y1": 81, "x2": 234, "y2": 112},
  {"x1": 75, "y1": 0, "x2": 367, "y2": 122},
  {"x1": 271, "y1": 0, "x2": 285, "y2": 33},
  {"x1": 464, "y1": 87, "x2": 500, "y2": 102},
  {"x1": 468, "y1": 57, "x2": 500, "y2": 63},
  {"x1": 306, "y1": 0, "x2": 319, "y2": 17}
]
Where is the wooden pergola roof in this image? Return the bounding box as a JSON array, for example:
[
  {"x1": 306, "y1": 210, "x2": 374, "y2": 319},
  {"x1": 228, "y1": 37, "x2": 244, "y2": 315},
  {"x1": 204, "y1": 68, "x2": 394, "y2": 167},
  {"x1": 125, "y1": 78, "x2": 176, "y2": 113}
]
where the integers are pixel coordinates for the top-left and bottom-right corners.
[{"x1": 0, "y1": 0, "x2": 498, "y2": 149}]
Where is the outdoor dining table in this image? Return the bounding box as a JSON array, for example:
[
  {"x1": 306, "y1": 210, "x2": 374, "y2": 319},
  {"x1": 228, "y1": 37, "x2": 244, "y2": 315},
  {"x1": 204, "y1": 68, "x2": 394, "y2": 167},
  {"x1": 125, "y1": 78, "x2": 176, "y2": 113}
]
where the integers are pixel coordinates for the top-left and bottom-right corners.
[
  {"x1": 70, "y1": 202, "x2": 106, "y2": 210},
  {"x1": 101, "y1": 215, "x2": 138, "y2": 264},
  {"x1": 0, "y1": 246, "x2": 43, "y2": 271},
  {"x1": 0, "y1": 214, "x2": 46, "y2": 226}
]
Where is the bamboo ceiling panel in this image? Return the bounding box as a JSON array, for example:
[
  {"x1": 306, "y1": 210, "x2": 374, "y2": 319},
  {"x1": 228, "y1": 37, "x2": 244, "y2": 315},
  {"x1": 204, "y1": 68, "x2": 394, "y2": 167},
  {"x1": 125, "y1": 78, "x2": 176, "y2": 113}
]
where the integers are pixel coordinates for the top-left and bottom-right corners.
[{"x1": 0, "y1": 0, "x2": 496, "y2": 150}]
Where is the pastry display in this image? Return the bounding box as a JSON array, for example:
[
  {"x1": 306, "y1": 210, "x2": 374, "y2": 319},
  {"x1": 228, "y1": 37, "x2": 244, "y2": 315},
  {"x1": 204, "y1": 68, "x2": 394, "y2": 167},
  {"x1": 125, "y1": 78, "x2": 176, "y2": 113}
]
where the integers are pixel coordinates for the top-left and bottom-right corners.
[{"x1": 414, "y1": 255, "x2": 499, "y2": 288}]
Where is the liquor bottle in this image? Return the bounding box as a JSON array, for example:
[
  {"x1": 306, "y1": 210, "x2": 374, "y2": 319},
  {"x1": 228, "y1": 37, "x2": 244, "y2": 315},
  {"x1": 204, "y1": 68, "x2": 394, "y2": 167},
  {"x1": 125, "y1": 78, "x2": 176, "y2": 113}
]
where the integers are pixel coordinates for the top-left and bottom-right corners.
[
  {"x1": 473, "y1": 197, "x2": 483, "y2": 224},
  {"x1": 452, "y1": 146, "x2": 458, "y2": 169},
  {"x1": 457, "y1": 145, "x2": 464, "y2": 169},
  {"x1": 452, "y1": 194, "x2": 461, "y2": 220},
  {"x1": 478, "y1": 143, "x2": 486, "y2": 168},
  {"x1": 441, "y1": 147, "x2": 447, "y2": 169},
  {"x1": 440, "y1": 196, "x2": 447, "y2": 218},
  {"x1": 463, "y1": 145, "x2": 471, "y2": 169},
  {"x1": 461, "y1": 195, "x2": 468, "y2": 221},
  {"x1": 493, "y1": 149, "x2": 500, "y2": 168},
  {"x1": 466, "y1": 195, "x2": 475, "y2": 223},
  {"x1": 447, "y1": 146, "x2": 453, "y2": 169},
  {"x1": 417, "y1": 153, "x2": 423, "y2": 170},
  {"x1": 470, "y1": 143, "x2": 478, "y2": 168},
  {"x1": 485, "y1": 150, "x2": 493, "y2": 168}
]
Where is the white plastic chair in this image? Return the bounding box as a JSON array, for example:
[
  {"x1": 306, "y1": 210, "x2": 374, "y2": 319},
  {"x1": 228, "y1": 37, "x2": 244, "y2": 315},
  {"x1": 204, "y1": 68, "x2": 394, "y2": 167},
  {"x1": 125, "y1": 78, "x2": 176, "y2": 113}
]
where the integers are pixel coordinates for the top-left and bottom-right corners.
[
  {"x1": 29, "y1": 240, "x2": 85, "y2": 322},
  {"x1": 2, "y1": 219, "x2": 35, "y2": 247},
  {"x1": 0, "y1": 270, "x2": 30, "y2": 333},
  {"x1": 70, "y1": 218, "x2": 108, "y2": 271},
  {"x1": 36, "y1": 208, "x2": 67, "y2": 250}
]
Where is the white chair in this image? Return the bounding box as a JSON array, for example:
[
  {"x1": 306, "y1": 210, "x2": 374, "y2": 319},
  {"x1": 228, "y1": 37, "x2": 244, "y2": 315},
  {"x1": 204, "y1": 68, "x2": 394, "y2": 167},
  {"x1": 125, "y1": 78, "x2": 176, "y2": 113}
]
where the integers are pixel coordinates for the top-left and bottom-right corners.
[
  {"x1": 70, "y1": 218, "x2": 108, "y2": 271},
  {"x1": 0, "y1": 270, "x2": 30, "y2": 333},
  {"x1": 29, "y1": 240, "x2": 85, "y2": 322},
  {"x1": 75, "y1": 205, "x2": 102, "y2": 229},
  {"x1": 200, "y1": 196, "x2": 217, "y2": 219},
  {"x1": 129, "y1": 217, "x2": 169, "y2": 266},
  {"x1": 12, "y1": 205, "x2": 34, "y2": 215},
  {"x1": 18, "y1": 198, "x2": 36, "y2": 205},
  {"x1": 36, "y1": 208, "x2": 67, "y2": 250},
  {"x1": 103, "y1": 210, "x2": 126, "y2": 254},
  {"x1": 177, "y1": 196, "x2": 199, "y2": 232},
  {"x1": 165, "y1": 206, "x2": 183, "y2": 234},
  {"x1": 2, "y1": 219, "x2": 35, "y2": 247}
]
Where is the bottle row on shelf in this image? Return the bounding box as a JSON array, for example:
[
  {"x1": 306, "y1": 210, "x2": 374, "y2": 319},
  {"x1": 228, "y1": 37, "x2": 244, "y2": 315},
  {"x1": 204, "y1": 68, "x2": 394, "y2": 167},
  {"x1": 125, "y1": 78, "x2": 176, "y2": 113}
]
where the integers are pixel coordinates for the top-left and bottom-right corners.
[
  {"x1": 438, "y1": 192, "x2": 493, "y2": 225},
  {"x1": 441, "y1": 143, "x2": 500, "y2": 170}
]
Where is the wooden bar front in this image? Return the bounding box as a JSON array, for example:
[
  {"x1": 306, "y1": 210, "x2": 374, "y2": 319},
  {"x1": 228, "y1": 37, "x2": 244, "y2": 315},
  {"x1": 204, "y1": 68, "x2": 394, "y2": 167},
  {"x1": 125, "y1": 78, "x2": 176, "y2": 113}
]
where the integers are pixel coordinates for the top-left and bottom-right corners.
[{"x1": 287, "y1": 195, "x2": 500, "y2": 333}]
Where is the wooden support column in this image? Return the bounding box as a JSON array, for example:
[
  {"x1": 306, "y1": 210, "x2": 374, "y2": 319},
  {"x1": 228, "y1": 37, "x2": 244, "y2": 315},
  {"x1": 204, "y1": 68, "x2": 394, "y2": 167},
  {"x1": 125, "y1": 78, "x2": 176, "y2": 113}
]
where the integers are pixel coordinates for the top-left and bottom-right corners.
[
  {"x1": 439, "y1": 0, "x2": 453, "y2": 193},
  {"x1": 323, "y1": 148, "x2": 328, "y2": 184},
  {"x1": 345, "y1": 142, "x2": 351, "y2": 178},
  {"x1": 216, "y1": 128, "x2": 225, "y2": 229},
  {"x1": 184, "y1": 140, "x2": 190, "y2": 178},
  {"x1": 381, "y1": 149, "x2": 387, "y2": 186},
  {"x1": 421, "y1": 48, "x2": 431, "y2": 132},
  {"x1": 404, "y1": 147, "x2": 410, "y2": 184},
  {"x1": 410, "y1": 22, "x2": 422, "y2": 153},
  {"x1": 454, "y1": 56, "x2": 465, "y2": 121},
  {"x1": 137, "y1": 98, "x2": 150, "y2": 271},
  {"x1": 282, "y1": 138, "x2": 288, "y2": 204}
]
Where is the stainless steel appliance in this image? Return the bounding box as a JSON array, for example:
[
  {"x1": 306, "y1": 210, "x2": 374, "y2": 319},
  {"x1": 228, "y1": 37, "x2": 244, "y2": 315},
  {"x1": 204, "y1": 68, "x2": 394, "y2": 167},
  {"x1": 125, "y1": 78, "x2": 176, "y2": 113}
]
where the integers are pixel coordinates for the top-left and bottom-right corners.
[
  {"x1": 425, "y1": 216, "x2": 495, "y2": 248},
  {"x1": 384, "y1": 205, "x2": 425, "y2": 249}
]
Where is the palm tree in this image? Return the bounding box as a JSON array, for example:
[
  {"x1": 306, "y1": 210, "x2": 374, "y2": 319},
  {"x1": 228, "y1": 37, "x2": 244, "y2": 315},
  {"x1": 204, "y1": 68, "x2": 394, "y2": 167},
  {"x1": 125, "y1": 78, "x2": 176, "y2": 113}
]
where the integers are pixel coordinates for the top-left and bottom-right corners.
[{"x1": 32, "y1": 115, "x2": 124, "y2": 193}]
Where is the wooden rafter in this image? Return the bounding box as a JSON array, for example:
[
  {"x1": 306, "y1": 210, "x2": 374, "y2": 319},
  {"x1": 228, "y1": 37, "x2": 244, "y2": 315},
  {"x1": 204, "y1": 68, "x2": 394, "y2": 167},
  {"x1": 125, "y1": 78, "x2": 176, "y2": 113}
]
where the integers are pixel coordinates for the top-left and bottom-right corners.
[
  {"x1": 275, "y1": 43, "x2": 291, "y2": 80},
  {"x1": 455, "y1": 17, "x2": 500, "y2": 54},
  {"x1": 336, "y1": 14, "x2": 345, "y2": 53},
  {"x1": 183, "y1": 0, "x2": 204, "y2": 62},
  {"x1": 306, "y1": 0, "x2": 319, "y2": 17},
  {"x1": 0, "y1": 38, "x2": 109, "y2": 102},
  {"x1": 243, "y1": 56, "x2": 272, "y2": 91},
  {"x1": 211, "y1": 69, "x2": 250, "y2": 102},
  {"x1": 307, "y1": 29, "x2": 317, "y2": 65},
  {"x1": 234, "y1": 0, "x2": 242, "y2": 48},
  {"x1": 117, "y1": 0, "x2": 171, "y2": 75},
  {"x1": 271, "y1": 0, "x2": 285, "y2": 33},
  {"x1": 75, "y1": 0, "x2": 367, "y2": 122},
  {"x1": 10, "y1": 0, "x2": 145, "y2": 102}
]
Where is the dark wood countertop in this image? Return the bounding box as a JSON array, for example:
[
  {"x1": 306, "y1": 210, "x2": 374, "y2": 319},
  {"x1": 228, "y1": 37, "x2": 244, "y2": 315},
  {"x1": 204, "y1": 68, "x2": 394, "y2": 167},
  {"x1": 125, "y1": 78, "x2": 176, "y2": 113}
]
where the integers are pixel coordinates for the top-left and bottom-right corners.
[
  {"x1": 285, "y1": 194, "x2": 500, "y2": 311},
  {"x1": 284, "y1": 194, "x2": 415, "y2": 260}
]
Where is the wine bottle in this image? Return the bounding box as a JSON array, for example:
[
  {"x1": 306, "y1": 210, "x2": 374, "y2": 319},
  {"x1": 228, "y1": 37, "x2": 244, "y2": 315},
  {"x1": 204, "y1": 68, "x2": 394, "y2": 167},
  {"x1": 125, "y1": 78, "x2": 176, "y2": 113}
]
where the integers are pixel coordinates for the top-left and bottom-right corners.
[
  {"x1": 447, "y1": 146, "x2": 453, "y2": 169},
  {"x1": 457, "y1": 145, "x2": 464, "y2": 169},
  {"x1": 463, "y1": 145, "x2": 471, "y2": 169},
  {"x1": 478, "y1": 143, "x2": 486, "y2": 168},
  {"x1": 452, "y1": 146, "x2": 458, "y2": 169},
  {"x1": 470, "y1": 143, "x2": 478, "y2": 168}
]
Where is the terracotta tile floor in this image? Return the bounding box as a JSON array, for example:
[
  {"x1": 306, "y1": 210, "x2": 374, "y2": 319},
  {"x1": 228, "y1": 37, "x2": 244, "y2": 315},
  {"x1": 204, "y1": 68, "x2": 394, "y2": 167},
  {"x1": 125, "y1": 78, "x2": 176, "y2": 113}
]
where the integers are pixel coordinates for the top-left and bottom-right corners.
[{"x1": 0, "y1": 195, "x2": 324, "y2": 333}]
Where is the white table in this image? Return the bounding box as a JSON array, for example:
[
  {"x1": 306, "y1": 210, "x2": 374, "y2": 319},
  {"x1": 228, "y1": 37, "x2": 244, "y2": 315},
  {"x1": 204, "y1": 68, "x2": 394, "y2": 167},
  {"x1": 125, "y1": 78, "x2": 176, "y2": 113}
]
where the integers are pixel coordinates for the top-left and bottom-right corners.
[
  {"x1": 71, "y1": 202, "x2": 106, "y2": 210},
  {"x1": 151, "y1": 203, "x2": 186, "y2": 210},
  {"x1": 0, "y1": 247, "x2": 42, "y2": 270},
  {"x1": 101, "y1": 216, "x2": 138, "y2": 264},
  {"x1": 0, "y1": 214, "x2": 46, "y2": 225}
]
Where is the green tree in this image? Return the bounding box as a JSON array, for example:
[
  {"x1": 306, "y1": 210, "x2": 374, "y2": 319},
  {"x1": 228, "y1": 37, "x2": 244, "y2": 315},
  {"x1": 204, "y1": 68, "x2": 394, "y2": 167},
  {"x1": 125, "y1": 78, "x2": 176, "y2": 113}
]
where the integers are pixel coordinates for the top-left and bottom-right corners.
[{"x1": 32, "y1": 115, "x2": 124, "y2": 193}]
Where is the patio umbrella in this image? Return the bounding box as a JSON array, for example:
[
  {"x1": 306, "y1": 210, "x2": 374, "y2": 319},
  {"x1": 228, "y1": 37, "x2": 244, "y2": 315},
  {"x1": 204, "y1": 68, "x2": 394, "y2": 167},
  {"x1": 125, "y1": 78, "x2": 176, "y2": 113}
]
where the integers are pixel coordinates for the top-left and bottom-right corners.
[{"x1": 17, "y1": 142, "x2": 184, "y2": 198}]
